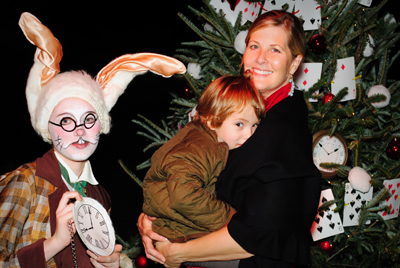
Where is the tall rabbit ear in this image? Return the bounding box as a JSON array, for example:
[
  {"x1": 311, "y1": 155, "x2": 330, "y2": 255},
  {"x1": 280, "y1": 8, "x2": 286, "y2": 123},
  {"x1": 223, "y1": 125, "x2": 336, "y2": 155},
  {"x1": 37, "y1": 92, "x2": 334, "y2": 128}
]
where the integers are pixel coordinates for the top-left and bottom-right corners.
[
  {"x1": 19, "y1": 12, "x2": 63, "y2": 125},
  {"x1": 96, "y1": 53, "x2": 186, "y2": 111}
]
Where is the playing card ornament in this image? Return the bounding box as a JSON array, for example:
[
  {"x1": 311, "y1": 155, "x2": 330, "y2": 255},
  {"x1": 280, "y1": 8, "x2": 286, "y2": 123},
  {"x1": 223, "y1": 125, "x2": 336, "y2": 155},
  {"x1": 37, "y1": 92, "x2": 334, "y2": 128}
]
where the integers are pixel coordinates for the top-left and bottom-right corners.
[
  {"x1": 234, "y1": 30, "x2": 248, "y2": 54},
  {"x1": 367, "y1": 85, "x2": 391, "y2": 108},
  {"x1": 348, "y1": 167, "x2": 372, "y2": 193},
  {"x1": 317, "y1": 240, "x2": 334, "y2": 254},
  {"x1": 187, "y1": 63, "x2": 203, "y2": 79},
  {"x1": 321, "y1": 92, "x2": 335, "y2": 104},
  {"x1": 386, "y1": 138, "x2": 400, "y2": 160},
  {"x1": 363, "y1": 34, "x2": 375, "y2": 57},
  {"x1": 309, "y1": 34, "x2": 327, "y2": 54}
]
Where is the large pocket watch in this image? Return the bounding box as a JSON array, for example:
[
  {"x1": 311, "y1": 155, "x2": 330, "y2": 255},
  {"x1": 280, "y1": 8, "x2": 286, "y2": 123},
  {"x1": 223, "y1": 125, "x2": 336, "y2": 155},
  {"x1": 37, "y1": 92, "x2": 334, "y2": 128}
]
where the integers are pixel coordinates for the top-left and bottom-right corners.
[{"x1": 73, "y1": 197, "x2": 116, "y2": 256}]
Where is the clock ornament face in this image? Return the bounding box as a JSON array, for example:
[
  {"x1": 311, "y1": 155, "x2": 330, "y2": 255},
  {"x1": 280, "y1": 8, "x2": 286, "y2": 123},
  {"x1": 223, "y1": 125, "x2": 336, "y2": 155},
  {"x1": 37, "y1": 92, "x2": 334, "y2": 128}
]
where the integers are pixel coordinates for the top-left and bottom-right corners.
[
  {"x1": 312, "y1": 130, "x2": 348, "y2": 179},
  {"x1": 73, "y1": 197, "x2": 115, "y2": 256}
]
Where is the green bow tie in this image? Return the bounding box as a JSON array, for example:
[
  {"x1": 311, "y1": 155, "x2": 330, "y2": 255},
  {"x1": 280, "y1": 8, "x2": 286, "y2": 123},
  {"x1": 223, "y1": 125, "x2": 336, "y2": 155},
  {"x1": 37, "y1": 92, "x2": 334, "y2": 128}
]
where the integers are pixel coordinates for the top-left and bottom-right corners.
[{"x1": 58, "y1": 162, "x2": 87, "y2": 197}]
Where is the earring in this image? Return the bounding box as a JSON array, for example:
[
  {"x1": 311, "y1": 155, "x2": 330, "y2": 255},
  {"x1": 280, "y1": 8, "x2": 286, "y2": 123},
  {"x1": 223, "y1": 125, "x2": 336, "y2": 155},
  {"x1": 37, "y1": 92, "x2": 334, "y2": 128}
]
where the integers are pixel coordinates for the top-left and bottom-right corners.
[{"x1": 288, "y1": 74, "x2": 295, "y2": 97}]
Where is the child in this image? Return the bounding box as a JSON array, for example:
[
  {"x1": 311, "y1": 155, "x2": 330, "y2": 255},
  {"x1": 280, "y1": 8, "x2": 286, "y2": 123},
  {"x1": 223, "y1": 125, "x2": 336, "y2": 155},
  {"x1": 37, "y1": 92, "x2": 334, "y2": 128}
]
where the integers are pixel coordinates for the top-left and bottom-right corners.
[
  {"x1": 142, "y1": 73, "x2": 265, "y2": 244},
  {"x1": 0, "y1": 13, "x2": 185, "y2": 268}
]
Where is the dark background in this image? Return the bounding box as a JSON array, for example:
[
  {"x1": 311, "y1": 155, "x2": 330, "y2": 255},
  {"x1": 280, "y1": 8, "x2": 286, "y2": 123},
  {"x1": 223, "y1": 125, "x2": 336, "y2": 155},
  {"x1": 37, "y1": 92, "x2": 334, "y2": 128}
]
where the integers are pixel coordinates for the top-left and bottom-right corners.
[{"x1": 1, "y1": 1, "x2": 400, "y2": 242}]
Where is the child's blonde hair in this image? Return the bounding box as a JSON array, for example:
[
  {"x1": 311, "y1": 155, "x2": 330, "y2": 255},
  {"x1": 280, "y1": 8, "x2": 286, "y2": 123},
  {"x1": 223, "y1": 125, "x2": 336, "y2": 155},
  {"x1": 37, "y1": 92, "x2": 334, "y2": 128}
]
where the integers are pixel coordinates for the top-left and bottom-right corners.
[{"x1": 193, "y1": 74, "x2": 265, "y2": 129}]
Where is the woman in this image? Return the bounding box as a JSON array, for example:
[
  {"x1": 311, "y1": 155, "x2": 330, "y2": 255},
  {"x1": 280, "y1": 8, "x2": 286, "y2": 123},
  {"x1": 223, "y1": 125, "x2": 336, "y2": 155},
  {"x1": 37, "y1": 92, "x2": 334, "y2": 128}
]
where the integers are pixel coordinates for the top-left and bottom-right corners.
[{"x1": 138, "y1": 10, "x2": 322, "y2": 268}]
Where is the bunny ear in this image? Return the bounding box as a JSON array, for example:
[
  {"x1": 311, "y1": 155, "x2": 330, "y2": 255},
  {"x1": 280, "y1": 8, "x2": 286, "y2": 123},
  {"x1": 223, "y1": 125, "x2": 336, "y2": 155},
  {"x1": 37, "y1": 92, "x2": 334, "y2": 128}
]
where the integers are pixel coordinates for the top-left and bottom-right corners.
[
  {"x1": 19, "y1": 12, "x2": 63, "y2": 127},
  {"x1": 96, "y1": 53, "x2": 186, "y2": 111},
  {"x1": 19, "y1": 12, "x2": 62, "y2": 86}
]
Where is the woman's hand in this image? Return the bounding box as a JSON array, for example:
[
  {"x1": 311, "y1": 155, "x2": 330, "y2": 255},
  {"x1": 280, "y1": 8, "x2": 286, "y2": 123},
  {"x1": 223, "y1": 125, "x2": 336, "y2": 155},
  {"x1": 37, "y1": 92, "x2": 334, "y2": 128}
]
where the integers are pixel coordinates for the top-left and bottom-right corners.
[
  {"x1": 155, "y1": 241, "x2": 183, "y2": 268},
  {"x1": 87, "y1": 244, "x2": 122, "y2": 268},
  {"x1": 43, "y1": 191, "x2": 83, "y2": 261},
  {"x1": 137, "y1": 212, "x2": 168, "y2": 264}
]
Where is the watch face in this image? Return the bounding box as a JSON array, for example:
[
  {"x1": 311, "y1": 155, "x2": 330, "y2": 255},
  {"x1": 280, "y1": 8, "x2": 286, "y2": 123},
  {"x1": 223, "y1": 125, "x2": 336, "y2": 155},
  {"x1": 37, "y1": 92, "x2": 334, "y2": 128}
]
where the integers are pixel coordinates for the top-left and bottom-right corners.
[
  {"x1": 76, "y1": 204, "x2": 110, "y2": 249},
  {"x1": 313, "y1": 133, "x2": 347, "y2": 175},
  {"x1": 74, "y1": 197, "x2": 115, "y2": 256}
]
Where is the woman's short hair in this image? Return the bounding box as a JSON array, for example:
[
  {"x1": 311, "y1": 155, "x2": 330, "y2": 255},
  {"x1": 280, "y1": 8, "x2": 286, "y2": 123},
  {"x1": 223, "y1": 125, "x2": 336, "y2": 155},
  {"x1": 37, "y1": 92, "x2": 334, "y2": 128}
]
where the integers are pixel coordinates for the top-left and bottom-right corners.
[
  {"x1": 192, "y1": 74, "x2": 265, "y2": 129},
  {"x1": 245, "y1": 10, "x2": 305, "y2": 59}
]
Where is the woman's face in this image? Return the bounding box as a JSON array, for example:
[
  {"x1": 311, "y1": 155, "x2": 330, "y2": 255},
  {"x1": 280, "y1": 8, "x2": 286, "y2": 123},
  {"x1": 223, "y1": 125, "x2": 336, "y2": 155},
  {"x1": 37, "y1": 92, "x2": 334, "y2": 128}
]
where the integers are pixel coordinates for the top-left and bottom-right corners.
[
  {"x1": 243, "y1": 25, "x2": 302, "y2": 99},
  {"x1": 48, "y1": 98, "x2": 101, "y2": 165}
]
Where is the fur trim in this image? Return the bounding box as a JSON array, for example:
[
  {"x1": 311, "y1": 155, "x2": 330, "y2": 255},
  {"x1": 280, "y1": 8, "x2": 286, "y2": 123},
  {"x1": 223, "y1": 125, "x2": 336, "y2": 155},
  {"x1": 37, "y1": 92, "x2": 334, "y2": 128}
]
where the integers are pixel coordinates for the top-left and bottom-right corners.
[{"x1": 34, "y1": 71, "x2": 110, "y2": 143}]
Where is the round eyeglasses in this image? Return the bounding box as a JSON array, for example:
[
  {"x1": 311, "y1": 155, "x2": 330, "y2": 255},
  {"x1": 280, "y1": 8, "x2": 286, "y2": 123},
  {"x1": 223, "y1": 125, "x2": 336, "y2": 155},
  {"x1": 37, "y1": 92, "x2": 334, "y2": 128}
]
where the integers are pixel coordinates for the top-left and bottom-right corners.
[{"x1": 49, "y1": 113, "x2": 98, "y2": 132}]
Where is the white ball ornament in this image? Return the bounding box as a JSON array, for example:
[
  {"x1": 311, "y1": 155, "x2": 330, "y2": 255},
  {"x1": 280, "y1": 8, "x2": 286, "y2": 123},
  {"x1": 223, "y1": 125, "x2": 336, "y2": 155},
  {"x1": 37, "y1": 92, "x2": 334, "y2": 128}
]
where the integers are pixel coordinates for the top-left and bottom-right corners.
[
  {"x1": 187, "y1": 63, "x2": 203, "y2": 79},
  {"x1": 363, "y1": 34, "x2": 374, "y2": 57},
  {"x1": 348, "y1": 167, "x2": 371, "y2": 193},
  {"x1": 367, "y1": 85, "x2": 391, "y2": 108},
  {"x1": 384, "y1": 14, "x2": 396, "y2": 25},
  {"x1": 234, "y1": 30, "x2": 248, "y2": 54}
]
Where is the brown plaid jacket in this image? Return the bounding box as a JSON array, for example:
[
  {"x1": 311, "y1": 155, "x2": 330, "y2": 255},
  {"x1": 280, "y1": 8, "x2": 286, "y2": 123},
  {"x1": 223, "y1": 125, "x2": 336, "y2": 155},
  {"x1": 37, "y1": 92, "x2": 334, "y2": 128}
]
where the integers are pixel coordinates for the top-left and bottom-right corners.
[{"x1": 0, "y1": 150, "x2": 111, "y2": 268}]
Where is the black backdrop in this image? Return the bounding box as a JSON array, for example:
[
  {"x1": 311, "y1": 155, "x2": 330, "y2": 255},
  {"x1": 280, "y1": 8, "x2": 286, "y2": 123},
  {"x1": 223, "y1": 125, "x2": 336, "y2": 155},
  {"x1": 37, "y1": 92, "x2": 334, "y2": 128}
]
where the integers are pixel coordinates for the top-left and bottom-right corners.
[{"x1": 1, "y1": 0, "x2": 399, "y2": 241}]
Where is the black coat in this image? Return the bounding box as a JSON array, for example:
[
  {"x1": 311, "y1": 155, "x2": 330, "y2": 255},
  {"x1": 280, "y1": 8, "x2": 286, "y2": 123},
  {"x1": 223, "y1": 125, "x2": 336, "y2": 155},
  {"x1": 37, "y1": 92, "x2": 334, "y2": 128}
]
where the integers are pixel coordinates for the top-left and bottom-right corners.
[{"x1": 217, "y1": 89, "x2": 322, "y2": 268}]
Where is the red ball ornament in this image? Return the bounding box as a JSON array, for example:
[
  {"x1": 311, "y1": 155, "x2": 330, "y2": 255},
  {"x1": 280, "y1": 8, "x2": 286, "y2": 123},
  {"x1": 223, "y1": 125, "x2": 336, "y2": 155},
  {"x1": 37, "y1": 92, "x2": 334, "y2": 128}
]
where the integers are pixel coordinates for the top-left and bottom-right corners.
[
  {"x1": 309, "y1": 34, "x2": 327, "y2": 54},
  {"x1": 322, "y1": 92, "x2": 335, "y2": 104},
  {"x1": 135, "y1": 254, "x2": 149, "y2": 268},
  {"x1": 317, "y1": 240, "x2": 334, "y2": 254},
  {"x1": 387, "y1": 138, "x2": 400, "y2": 160},
  {"x1": 179, "y1": 86, "x2": 192, "y2": 100}
]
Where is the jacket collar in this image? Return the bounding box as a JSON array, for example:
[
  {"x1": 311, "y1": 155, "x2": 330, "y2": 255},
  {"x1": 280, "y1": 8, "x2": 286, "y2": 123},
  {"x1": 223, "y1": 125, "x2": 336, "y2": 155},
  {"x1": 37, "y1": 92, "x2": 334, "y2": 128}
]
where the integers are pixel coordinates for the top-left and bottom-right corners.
[{"x1": 36, "y1": 149, "x2": 63, "y2": 187}]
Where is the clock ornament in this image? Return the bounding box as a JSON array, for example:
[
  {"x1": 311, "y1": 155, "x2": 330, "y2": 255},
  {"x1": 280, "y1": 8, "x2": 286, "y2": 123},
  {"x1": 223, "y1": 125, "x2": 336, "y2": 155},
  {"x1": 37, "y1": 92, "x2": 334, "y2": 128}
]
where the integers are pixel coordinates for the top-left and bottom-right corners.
[
  {"x1": 73, "y1": 197, "x2": 116, "y2": 256},
  {"x1": 312, "y1": 130, "x2": 348, "y2": 179}
]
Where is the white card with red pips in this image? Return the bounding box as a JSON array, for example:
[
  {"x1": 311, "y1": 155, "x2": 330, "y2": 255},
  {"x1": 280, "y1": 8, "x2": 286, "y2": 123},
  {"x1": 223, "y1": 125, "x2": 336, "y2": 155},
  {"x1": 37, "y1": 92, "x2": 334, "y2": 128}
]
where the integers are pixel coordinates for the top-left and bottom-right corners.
[{"x1": 294, "y1": 62, "x2": 322, "y2": 102}]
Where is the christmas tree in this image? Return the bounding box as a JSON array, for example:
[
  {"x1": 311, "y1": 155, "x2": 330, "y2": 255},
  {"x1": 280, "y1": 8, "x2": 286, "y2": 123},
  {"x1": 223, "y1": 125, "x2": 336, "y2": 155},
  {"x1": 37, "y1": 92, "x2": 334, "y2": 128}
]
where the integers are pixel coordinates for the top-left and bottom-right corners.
[{"x1": 122, "y1": 0, "x2": 400, "y2": 266}]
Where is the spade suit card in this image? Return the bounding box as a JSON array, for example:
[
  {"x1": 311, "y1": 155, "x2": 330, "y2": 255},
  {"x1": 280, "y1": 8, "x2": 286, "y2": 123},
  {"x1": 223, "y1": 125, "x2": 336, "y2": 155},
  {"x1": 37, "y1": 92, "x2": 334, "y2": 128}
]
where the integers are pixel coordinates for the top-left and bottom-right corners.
[
  {"x1": 294, "y1": 0, "x2": 322, "y2": 31},
  {"x1": 234, "y1": 0, "x2": 261, "y2": 23},
  {"x1": 294, "y1": 62, "x2": 322, "y2": 102},
  {"x1": 378, "y1": 178, "x2": 400, "y2": 220},
  {"x1": 331, "y1": 57, "x2": 357, "y2": 102},
  {"x1": 311, "y1": 189, "x2": 344, "y2": 241},
  {"x1": 343, "y1": 183, "x2": 373, "y2": 227},
  {"x1": 209, "y1": 0, "x2": 239, "y2": 26},
  {"x1": 262, "y1": 0, "x2": 295, "y2": 14}
]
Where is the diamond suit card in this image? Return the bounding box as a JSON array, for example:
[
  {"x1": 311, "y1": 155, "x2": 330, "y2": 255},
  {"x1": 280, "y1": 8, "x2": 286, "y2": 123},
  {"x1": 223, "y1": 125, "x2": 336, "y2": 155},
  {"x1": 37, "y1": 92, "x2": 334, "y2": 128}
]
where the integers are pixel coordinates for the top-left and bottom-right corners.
[
  {"x1": 343, "y1": 183, "x2": 373, "y2": 227},
  {"x1": 332, "y1": 57, "x2": 357, "y2": 102},
  {"x1": 378, "y1": 178, "x2": 400, "y2": 220},
  {"x1": 294, "y1": 62, "x2": 322, "y2": 102},
  {"x1": 234, "y1": 0, "x2": 261, "y2": 23},
  {"x1": 311, "y1": 189, "x2": 344, "y2": 241}
]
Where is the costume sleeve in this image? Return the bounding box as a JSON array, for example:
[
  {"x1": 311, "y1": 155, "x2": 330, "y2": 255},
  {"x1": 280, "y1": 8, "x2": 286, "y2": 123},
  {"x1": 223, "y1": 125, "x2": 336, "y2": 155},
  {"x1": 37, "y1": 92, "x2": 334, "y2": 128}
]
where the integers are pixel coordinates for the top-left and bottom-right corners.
[
  {"x1": 163, "y1": 143, "x2": 234, "y2": 231},
  {"x1": 0, "y1": 166, "x2": 47, "y2": 268}
]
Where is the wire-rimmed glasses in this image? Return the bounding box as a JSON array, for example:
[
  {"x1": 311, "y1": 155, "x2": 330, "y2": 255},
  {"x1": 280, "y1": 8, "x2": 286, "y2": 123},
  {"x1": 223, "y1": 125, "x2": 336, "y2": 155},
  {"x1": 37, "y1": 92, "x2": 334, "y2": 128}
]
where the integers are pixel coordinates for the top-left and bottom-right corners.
[{"x1": 49, "y1": 113, "x2": 98, "y2": 132}]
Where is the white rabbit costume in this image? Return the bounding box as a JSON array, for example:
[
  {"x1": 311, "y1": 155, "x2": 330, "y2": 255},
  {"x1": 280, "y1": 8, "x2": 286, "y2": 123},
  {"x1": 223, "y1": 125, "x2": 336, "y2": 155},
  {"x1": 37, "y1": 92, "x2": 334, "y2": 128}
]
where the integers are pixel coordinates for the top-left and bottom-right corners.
[{"x1": 0, "y1": 12, "x2": 185, "y2": 268}]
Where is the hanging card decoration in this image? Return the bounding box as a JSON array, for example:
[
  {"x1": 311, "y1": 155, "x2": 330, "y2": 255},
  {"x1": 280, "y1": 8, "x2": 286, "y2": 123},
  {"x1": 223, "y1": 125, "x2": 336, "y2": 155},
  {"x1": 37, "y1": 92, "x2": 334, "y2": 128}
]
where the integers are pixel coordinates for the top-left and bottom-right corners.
[
  {"x1": 311, "y1": 189, "x2": 344, "y2": 241},
  {"x1": 294, "y1": 62, "x2": 322, "y2": 102},
  {"x1": 378, "y1": 179, "x2": 400, "y2": 220},
  {"x1": 294, "y1": 0, "x2": 321, "y2": 31},
  {"x1": 331, "y1": 57, "x2": 357, "y2": 102},
  {"x1": 343, "y1": 183, "x2": 373, "y2": 227},
  {"x1": 234, "y1": 0, "x2": 261, "y2": 23},
  {"x1": 210, "y1": 0, "x2": 240, "y2": 26},
  {"x1": 262, "y1": 0, "x2": 295, "y2": 14}
]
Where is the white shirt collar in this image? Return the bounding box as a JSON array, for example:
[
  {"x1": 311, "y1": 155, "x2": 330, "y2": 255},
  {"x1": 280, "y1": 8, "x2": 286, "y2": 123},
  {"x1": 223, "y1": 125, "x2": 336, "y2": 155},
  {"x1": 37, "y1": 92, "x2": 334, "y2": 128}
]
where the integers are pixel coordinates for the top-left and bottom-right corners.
[{"x1": 54, "y1": 151, "x2": 99, "y2": 186}]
